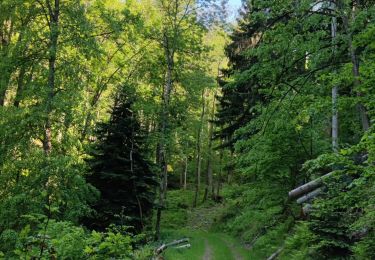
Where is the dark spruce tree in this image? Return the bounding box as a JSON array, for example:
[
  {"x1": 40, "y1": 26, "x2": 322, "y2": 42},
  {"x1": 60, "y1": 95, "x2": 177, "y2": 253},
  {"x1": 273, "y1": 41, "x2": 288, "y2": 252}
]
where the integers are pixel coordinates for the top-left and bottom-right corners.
[{"x1": 85, "y1": 92, "x2": 156, "y2": 232}]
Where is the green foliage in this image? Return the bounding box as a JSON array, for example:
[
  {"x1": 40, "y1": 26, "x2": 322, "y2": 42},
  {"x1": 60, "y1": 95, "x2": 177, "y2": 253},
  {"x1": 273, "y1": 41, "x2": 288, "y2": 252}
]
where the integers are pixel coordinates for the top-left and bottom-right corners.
[
  {"x1": 0, "y1": 220, "x2": 151, "y2": 259},
  {"x1": 281, "y1": 222, "x2": 317, "y2": 260},
  {"x1": 214, "y1": 184, "x2": 294, "y2": 259},
  {"x1": 85, "y1": 92, "x2": 157, "y2": 231},
  {"x1": 84, "y1": 228, "x2": 133, "y2": 259},
  {"x1": 158, "y1": 189, "x2": 194, "y2": 229},
  {"x1": 282, "y1": 129, "x2": 375, "y2": 258},
  {"x1": 1, "y1": 0, "x2": 374, "y2": 258},
  {"x1": 214, "y1": 0, "x2": 375, "y2": 259}
]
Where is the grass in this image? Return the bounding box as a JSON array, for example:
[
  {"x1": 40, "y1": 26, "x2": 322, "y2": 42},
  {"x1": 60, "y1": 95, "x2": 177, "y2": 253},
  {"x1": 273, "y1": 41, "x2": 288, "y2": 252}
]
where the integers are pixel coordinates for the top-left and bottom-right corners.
[
  {"x1": 161, "y1": 229, "x2": 206, "y2": 260},
  {"x1": 161, "y1": 229, "x2": 251, "y2": 260}
]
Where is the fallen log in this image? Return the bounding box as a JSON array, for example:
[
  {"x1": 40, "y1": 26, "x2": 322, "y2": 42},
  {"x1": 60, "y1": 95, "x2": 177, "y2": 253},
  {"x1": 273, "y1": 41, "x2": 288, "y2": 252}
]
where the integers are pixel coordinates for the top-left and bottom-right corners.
[
  {"x1": 267, "y1": 247, "x2": 284, "y2": 260},
  {"x1": 289, "y1": 172, "x2": 333, "y2": 199},
  {"x1": 154, "y1": 238, "x2": 190, "y2": 255},
  {"x1": 174, "y1": 244, "x2": 191, "y2": 249},
  {"x1": 302, "y1": 203, "x2": 312, "y2": 215},
  {"x1": 296, "y1": 188, "x2": 323, "y2": 204}
]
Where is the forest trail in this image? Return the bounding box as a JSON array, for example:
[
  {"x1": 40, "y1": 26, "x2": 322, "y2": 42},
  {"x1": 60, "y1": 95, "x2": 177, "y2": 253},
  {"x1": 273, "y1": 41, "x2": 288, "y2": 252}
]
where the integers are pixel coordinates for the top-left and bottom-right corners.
[
  {"x1": 163, "y1": 204, "x2": 249, "y2": 259},
  {"x1": 203, "y1": 239, "x2": 213, "y2": 260},
  {"x1": 163, "y1": 229, "x2": 249, "y2": 260}
]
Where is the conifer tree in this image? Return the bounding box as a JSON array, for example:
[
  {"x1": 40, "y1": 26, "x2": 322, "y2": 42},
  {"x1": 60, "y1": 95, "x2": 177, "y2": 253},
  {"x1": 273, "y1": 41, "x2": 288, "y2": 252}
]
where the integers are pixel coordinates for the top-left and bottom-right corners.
[{"x1": 85, "y1": 91, "x2": 157, "y2": 231}]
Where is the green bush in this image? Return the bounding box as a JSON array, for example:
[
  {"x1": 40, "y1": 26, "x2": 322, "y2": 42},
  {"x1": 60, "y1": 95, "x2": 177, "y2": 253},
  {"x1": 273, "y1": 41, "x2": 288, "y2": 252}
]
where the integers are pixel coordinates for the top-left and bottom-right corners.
[{"x1": 0, "y1": 220, "x2": 151, "y2": 259}]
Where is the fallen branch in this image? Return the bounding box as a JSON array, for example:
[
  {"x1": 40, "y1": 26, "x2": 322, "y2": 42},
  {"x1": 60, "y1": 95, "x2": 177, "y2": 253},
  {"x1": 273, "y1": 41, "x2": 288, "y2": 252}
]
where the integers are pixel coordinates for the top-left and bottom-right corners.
[{"x1": 154, "y1": 238, "x2": 190, "y2": 255}]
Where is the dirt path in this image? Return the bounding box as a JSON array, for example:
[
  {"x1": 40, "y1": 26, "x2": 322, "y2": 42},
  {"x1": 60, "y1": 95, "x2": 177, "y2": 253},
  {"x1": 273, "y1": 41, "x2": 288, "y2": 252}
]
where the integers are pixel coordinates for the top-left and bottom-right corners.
[
  {"x1": 163, "y1": 205, "x2": 249, "y2": 259},
  {"x1": 203, "y1": 239, "x2": 213, "y2": 260}
]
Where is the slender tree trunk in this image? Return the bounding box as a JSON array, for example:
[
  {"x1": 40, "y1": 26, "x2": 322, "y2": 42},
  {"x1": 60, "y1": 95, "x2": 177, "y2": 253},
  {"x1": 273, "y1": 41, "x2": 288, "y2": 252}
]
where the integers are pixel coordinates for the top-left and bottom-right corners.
[
  {"x1": 203, "y1": 94, "x2": 216, "y2": 202},
  {"x1": 43, "y1": 0, "x2": 60, "y2": 155},
  {"x1": 216, "y1": 138, "x2": 224, "y2": 197},
  {"x1": 155, "y1": 33, "x2": 174, "y2": 241},
  {"x1": 183, "y1": 156, "x2": 188, "y2": 189},
  {"x1": 351, "y1": 51, "x2": 370, "y2": 131},
  {"x1": 227, "y1": 151, "x2": 234, "y2": 184},
  {"x1": 331, "y1": 15, "x2": 339, "y2": 153},
  {"x1": 193, "y1": 90, "x2": 206, "y2": 207},
  {"x1": 12, "y1": 19, "x2": 30, "y2": 108},
  {"x1": 0, "y1": 19, "x2": 14, "y2": 106},
  {"x1": 0, "y1": 69, "x2": 11, "y2": 106},
  {"x1": 180, "y1": 163, "x2": 183, "y2": 188},
  {"x1": 14, "y1": 66, "x2": 26, "y2": 107},
  {"x1": 341, "y1": 1, "x2": 370, "y2": 131}
]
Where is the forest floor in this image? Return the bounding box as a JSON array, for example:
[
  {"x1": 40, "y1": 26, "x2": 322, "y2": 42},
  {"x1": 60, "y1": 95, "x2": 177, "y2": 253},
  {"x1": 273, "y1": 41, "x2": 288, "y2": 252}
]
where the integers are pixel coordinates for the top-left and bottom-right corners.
[{"x1": 162, "y1": 203, "x2": 250, "y2": 260}]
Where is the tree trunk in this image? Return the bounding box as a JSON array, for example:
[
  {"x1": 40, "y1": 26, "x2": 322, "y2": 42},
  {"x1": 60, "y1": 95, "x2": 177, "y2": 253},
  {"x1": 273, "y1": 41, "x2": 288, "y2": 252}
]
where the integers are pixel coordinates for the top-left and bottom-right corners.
[
  {"x1": 216, "y1": 138, "x2": 224, "y2": 197},
  {"x1": 341, "y1": 1, "x2": 370, "y2": 131},
  {"x1": 227, "y1": 151, "x2": 234, "y2": 184},
  {"x1": 0, "y1": 68, "x2": 11, "y2": 106},
  {"x1": 14, "y1": 65, "x2": 27, "y2": 107},
  {"x1": 12, "y1": 19, "x2": 30, "y2": 108},
  {"x1": 331, "y1": 14, "x2": 339, "y2": 153},
  {"x1": 203, "y1": 93, "x2": 215, "y2": 202},
  {"x1": 332, "y1": 86, "x2": 339, "y2": 152},
  {"x1": 183, "y1": 156, "x2": 188, "y2": 189},
  {"x1": 155, "y1": 33, "x2": 174, "y2": 241},
  {"x1": 0, "y1": 19, "x2": 14, "y2": 106},
  {"x1": 43, "y1": 0, "x2": 60, "y2": 155},
  {"x1": 193, "y1": 89, "x2": 206, "y2": 207}
]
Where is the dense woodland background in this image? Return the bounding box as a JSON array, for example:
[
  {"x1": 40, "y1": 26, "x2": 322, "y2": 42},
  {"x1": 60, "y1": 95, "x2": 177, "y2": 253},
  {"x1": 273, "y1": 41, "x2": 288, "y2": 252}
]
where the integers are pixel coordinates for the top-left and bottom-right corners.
[{"x1": 0, "y1": 0, "x2": 374, "y2": 259}]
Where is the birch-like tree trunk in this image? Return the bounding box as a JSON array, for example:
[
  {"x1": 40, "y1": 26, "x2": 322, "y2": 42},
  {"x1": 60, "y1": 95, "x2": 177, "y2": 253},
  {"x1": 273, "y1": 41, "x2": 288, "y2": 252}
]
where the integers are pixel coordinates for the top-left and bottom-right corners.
[
  {"x1": 203, "y1": 93, "x2": 215, "y2": 202},
  {"x1": 193, "y1": 89, "x2": 206, "y2": 207}
]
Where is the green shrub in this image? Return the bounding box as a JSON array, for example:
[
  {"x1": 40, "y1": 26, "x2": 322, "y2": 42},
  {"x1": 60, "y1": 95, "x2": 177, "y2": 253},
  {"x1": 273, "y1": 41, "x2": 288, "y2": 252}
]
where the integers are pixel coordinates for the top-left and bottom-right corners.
[{"x1": 1, "y1": 220, "x2": 143, "y2": 259}]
